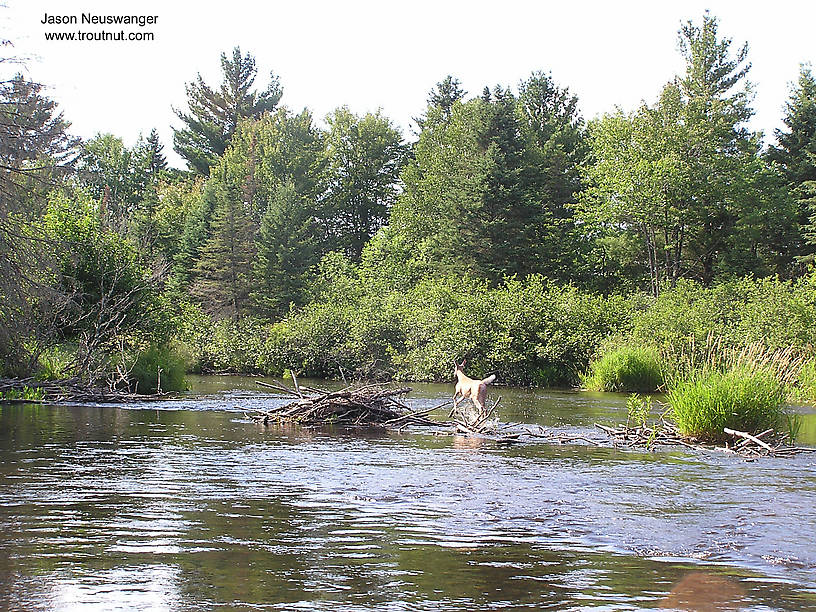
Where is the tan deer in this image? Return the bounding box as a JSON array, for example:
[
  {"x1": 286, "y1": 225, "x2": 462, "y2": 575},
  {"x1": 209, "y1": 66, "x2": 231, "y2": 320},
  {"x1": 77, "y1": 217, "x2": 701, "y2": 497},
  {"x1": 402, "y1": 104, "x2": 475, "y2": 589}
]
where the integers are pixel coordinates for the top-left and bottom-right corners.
[{"x1": 452, "y1": 360, "x2": 496, "y2": 416}]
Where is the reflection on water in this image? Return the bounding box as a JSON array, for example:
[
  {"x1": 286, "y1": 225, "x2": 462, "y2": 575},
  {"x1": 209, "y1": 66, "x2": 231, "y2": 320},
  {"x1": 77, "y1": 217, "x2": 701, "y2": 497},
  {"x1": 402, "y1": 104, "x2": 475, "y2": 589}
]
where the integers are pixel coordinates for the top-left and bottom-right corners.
[{"x1": 0, "y1": 376, "x2": 815, "y2": 610}]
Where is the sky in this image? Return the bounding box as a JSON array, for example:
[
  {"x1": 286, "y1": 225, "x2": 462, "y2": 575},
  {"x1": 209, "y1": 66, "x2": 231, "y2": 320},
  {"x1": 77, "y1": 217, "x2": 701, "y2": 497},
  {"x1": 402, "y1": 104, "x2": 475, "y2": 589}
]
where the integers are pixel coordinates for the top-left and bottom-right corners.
[{"x1": 3, "y1": 0, "x2": 816, "y2": 169}]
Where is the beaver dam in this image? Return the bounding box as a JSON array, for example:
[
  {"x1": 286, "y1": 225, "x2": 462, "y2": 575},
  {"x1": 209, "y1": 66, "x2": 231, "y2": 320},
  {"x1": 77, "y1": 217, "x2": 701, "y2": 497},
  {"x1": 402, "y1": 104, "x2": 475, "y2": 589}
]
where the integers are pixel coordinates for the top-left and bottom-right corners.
[{"x1": 245, "y1": 379, "x2": 816, "y2": 458}]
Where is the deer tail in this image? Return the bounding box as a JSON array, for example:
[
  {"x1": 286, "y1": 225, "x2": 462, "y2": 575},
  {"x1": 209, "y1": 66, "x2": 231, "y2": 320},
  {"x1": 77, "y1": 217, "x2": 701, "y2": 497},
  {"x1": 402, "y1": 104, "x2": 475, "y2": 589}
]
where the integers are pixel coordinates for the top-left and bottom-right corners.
[{"x1": 482, "y1": 374, "x2": 496, "y2": 385}]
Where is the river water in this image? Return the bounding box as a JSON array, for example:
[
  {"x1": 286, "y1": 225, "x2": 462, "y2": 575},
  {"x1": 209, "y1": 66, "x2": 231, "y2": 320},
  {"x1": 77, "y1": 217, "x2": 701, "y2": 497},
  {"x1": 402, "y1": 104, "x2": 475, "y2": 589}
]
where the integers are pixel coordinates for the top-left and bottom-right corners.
[{"x1": 1, "y1": 375, "x2": 815, "y2": 610}]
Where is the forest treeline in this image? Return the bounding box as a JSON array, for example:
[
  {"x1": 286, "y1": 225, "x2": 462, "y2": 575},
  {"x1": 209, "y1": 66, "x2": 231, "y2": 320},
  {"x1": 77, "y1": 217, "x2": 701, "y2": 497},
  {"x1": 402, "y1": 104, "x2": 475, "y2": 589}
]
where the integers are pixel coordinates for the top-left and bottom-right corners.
[{"x1": 2, "y1": 13, "x2": 816, "y2": 393}]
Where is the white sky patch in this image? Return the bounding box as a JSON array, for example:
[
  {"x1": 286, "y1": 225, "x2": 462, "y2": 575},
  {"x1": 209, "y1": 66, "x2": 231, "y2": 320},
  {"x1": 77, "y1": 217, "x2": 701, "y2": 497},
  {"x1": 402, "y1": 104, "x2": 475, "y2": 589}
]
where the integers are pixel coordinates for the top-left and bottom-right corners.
[{"x1": 4, "y1": 0, "x2": 816, "y2": 168}]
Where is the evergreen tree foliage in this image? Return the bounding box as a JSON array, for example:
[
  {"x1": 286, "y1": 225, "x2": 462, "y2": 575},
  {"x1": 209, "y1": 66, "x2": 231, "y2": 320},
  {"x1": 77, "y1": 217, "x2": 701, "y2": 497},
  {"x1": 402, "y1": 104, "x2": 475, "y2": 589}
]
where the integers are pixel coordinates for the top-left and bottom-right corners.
[
  {"x1": 251, "y1": 181, "x2": 320, "y2": 317},
  {"x1": 382, "y1": 77, "x2": 588, "y2": 285},
  {"x1": 517, "y1": 71, "x2": 591, "y2": 282},
  {"x1": 0, "y1": 74, "x2": 77, "y2": 373},
  {"x1": 174, "y1": 108, "x2": 325, "y2": 310},
  {"x1": 767, "y1": 64, "x2": 816, "y2": 264},
  {"x1": 419, "y1": 75, "x2": 466, "y2": 126},
  {"x1": 173, "y1": 179, "x2": 219, "y2": 289},
  {"x1": 173, "y1": 47, "x2": 283, "y2": 175},
  {"x1": 222, "y1": 108, "x2": 325, "y2": 222},
  {"x1": 190, "y1": 178, "x2": 256, "y2": 318},
  {"x1": 144, "y1": 128, "x2": 168, "y2": 177},
  {"x1": 0, "y1": 73, "x2": 78, "y2": 211},
  {"x1": 579, "y1": 13, "x2": 790, "y2": 292}
]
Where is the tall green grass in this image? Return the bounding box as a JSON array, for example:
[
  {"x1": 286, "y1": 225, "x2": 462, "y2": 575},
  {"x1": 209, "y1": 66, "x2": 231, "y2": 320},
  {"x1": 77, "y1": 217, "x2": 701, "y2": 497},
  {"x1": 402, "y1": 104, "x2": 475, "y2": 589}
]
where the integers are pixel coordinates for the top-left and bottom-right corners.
[
  {"x1": 129, "y1": 344, "x2": 188, "y2": 393},
  {"x1": 0, "y1": 386, "x2": 45, "y2": 401},
  {"x1": 667, "y1": 366, "x2": 787, "y2": 442},
  {"x1": 583, "y1": 345, "x2": 664, "y2": 392},
  {"x1": 797, "y1": 357, "x2": 816, "y2": 404}
]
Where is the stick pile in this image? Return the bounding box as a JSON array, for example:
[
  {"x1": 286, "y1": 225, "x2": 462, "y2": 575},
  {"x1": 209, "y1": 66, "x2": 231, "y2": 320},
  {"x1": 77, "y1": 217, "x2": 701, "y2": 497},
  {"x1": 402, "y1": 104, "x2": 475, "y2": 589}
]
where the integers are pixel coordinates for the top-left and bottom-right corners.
[
  {"x1": 594, "y1": 420, "x2": 816, "y2": 457},
  {"x1": 248, "y1": 378, "x2": 505, "y2": 434},
  {"x1": 249, "y1": 379, "x2": 425, "y2": 426}
]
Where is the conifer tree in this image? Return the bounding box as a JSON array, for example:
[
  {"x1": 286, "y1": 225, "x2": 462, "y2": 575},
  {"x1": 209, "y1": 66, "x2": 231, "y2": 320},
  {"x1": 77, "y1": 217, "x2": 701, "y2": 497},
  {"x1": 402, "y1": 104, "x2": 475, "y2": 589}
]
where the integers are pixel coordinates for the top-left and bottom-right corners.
[
  {"x1": 767, "y1": 64, "x2": 816, "y2": 264},
  {"x1": 0, "y1": 73, "x2": 78, "y2": 212},
  {"x1": 418, "y1": 75, "x2": 466, "y2": 126},
  {"x1": 173, "y1": 47, "x2": 282, "y2": 175},
  {"x1": 251, "y1": 181, "x2": 320, "y2": 317},
  {"x1": 172, "y1": 180, "x2": 218, "y2": 288},
  {"x1": 145, "y1": 128, "x2": 167, "y2": 176},
  {"x1": 190, "y1": 180, "x2": 256, "y2": 318}
]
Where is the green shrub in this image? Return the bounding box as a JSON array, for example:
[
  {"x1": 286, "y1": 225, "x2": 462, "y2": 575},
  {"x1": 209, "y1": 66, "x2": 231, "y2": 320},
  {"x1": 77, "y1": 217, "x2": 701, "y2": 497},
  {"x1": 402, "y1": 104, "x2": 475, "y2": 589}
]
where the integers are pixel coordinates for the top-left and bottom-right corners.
[
  {"x1": 668, "y1": 366, "x2": 787, "y2": 442},
  {"x1": 198, "y1": 317, "x2": 268, "y2": 374},
  {"x1": 583, "y1": 345, "x2": 664, "y2": 392},
  {"x1": 129, "y1": 344, "x2": 188, "y2": 393},
  {"x1": 393, "y1": 275, "x2": 629, "y2": 385},
  {"x1": 631, "y1": 277, "x2": 816, "y2": 368}
]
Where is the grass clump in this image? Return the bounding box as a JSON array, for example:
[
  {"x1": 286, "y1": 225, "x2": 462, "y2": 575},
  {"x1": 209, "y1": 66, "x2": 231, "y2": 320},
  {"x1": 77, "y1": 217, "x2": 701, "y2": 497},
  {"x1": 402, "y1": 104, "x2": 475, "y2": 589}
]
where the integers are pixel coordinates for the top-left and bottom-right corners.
[
  {"x1": 583, "y1": 345, "x2": 664, "y2": 392},
  {"x1": 36, "y1": 344, "x2": 77, "y2": 381},
  {"x1": 129, "y1": 344, "x2": 188, "y2": 393},
  {"x1": 667, "y1": 366, "x2": 787, "y2": 442}
]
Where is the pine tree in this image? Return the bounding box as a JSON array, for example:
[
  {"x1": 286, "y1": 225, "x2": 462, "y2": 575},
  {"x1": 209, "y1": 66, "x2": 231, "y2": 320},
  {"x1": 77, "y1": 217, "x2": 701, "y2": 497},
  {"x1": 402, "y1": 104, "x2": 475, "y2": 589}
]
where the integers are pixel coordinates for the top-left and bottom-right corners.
[
  {"x1": 173, "y1": 47, "x2": 282, "y2": 175},
  {"x1": 464, "y1": 87, "x2": 542, "y2": 281},
  {"x1": 172, "y1": 180, "x2": 218, "y2": 288},
  {"x1": 0, "y1": 73, "x2": 79, "y2": 212},
  {"x1": 0, "y1": 73, "x2": 77, "y2": 372},
  {"x1": 418, "y1": 75, "x2": 466, "y2": 126},
  {"x1": 517, "y1": 71, "x2": 590, "y2": 282}
]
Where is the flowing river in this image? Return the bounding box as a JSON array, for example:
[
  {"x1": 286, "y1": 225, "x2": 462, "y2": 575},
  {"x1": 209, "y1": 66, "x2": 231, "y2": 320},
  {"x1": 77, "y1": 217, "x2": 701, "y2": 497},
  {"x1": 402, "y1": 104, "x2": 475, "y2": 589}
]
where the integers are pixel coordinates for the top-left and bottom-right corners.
[{"x1": 1, "y1": 375, "x2": 815, "y2": 610}]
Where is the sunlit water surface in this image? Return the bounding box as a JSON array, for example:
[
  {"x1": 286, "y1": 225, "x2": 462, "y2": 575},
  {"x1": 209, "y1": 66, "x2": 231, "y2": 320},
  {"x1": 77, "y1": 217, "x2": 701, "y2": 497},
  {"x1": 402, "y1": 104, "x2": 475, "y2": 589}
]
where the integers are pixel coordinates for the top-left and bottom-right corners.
[{"x1": 1, "y1": 375, "x2": 815, "y2": 610}]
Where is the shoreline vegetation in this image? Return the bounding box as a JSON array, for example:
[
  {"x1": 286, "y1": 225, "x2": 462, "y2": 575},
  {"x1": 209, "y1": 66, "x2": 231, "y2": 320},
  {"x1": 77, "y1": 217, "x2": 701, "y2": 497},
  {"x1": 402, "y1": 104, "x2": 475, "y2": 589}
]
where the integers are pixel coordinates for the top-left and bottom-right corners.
[{"x1": 3, "y1": 13, "x2": 816, "y2": 447}]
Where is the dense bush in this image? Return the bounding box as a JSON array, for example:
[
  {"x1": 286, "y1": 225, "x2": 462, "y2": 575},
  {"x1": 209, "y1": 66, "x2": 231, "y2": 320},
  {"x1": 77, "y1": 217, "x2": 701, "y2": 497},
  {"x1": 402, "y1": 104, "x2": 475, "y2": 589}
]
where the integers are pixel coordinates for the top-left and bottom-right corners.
[
  {"x1": 668, "y1": 366, "x2": 787, "y2": 442},
  {"x1": 630, "y1": 277, "x2": 816, "y2": 363},
  {"x1": 197, "y1": 317, "x2": 268, "y2": 374},
  {"x1": 255, "y1": 274, "x2": 630, "y2": 385},
  {"x1": 798, "y1": 358, "x2": 816, "y2": 404},
  {"x1": 582, "y1": 345, "x2": 664, "y2": 392}
]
